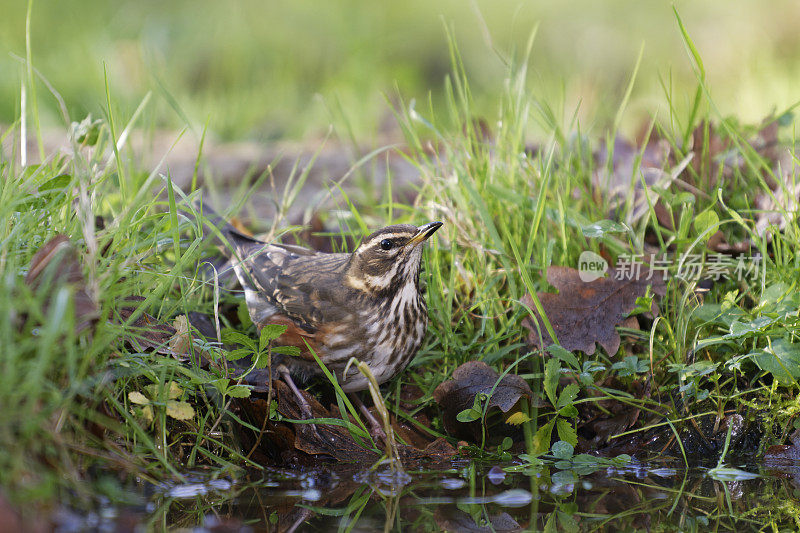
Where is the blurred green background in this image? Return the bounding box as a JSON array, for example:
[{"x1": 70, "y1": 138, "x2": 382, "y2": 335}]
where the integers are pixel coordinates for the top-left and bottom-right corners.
[{"x1": 2, "y1": 0, "x2": 799, "y2": 143}]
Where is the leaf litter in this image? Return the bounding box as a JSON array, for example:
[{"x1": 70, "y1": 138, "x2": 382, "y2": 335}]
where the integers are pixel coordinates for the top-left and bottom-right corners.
[
  {"x1": 433, "y1": 361, "x2": 533, "y2": 442},
  {"x1": 522, "y1": 265, "x2": 666, "y2": 356},
  {"x1": 236, "y1": 379, "x2": 457, "y2": 465}
]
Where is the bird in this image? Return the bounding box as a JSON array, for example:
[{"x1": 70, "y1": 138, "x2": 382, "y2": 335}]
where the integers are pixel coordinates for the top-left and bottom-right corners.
[{"x1": 203, "y1": 205, "x2": 442, "y2": 432}]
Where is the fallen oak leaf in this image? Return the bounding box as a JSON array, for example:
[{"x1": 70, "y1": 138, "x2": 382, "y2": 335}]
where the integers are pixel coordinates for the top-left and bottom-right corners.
[
  {"x1": 433, "y1": 361, "x2": 532, "y2": 442},
  {"x1": 522, "y1": 266, "x2": 665, "y2": 356}
]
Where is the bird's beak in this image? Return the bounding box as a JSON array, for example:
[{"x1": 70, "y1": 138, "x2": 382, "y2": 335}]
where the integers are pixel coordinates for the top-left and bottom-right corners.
[{"x1": 407, "y1": 221, "x2": 443, "y2": 246}]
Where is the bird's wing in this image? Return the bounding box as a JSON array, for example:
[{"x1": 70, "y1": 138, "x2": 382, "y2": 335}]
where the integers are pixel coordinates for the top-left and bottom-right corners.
[{"x1": 226, "y1": 231, "x2": 353, "y2": 331}]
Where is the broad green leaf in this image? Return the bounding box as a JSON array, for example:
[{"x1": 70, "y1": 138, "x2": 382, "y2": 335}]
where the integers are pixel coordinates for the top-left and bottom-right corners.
[
  {"x1": 456, "y1": 408, "x2": 482, "y2": 423},
  {"x1": 533, "y1": 419, "x2": 555, "y2": 456},
  {"x1": 221, "y1": 329, "x2": 255, "y2": 350},
  {"x1": 39, "y1": 174, "x2": 72, "y2": 192},
  {"x1": 544, "y1": 358, "x2": 560, "y2": 406},
  {"x1": 551, "y1": 440, "x2": 574, "y2": 460},
  {"x1": 210, "y1": 378, "x2": 229, "y2": 393},
  {"x1": 543, "y1": 512, "x2": 558, "y2": 533},
  {"x1": 547, "y1": 344, "x2": 580, "y2": 370},
  {"x1": 754, "y1": 338, "x2": 800, "y2": 385},
  {"x1": 557, "y1": 419, "x2": 578, "y2": 447},
  {"x1": 225, "y1": 348, "x2": 251, "y2": 361},
  {"x1": 457, "y1": 393, "x2": 486, "y2": 423},
  {"x1": 556, "y1": 384, "x2": 580, "y2": 409},
  {"x1": 272, "y1": 346, "x2": 301, "y2": 357},
  {"x1": 691, "y1": 303, "x2": 746, "y2": 328},
  {"x1": 254, "y1": 350, "x2": 271, "y2": 369},
  {"x1": 724, "y1": 317, "x2": 774, "y2": 339},
  {"x1": 758, "y1": 282, "x2": 790, "y2": 308},
  {"x1": 627, "y1": 291, "x2": 653, "y2": 317},
  {"x1": 558, "y1": 404, "x2": 579, "y2": 418},
  {"x1": 225, "y1": 385, "x2": 252, "y2": 398},
  {"x1": 582, "y1": 220, "x2": 627, "y2": 238},
  {"x1": 505, "y1": 411, "x2": 532, "y2": 425},
  {"x1": 612, "y1": 355, "x2": 648, "y2": 376},
  {"x1": 693, "y1": 210, "x2": 719, "y2": 240},
  {"x1": 554, "y1": 470, "x2": 584, "y2": 488},
  {"x1": 260, "y1": 324, "x2": 288, "y2": 351}
]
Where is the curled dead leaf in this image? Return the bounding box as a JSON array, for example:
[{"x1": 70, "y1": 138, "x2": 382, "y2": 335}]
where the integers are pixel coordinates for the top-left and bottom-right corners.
[
  {"x1": 169, "y1": 315, "x2": 192, "y2": 358},
  {"x1": 433, "y1": 361, "x2": 532, "y2": 442}
]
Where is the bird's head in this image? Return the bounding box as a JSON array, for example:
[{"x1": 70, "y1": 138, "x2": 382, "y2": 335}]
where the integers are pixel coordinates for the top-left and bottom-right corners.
[{"x1": 345, "y1": 221, "x2": 442, "y2": 296}]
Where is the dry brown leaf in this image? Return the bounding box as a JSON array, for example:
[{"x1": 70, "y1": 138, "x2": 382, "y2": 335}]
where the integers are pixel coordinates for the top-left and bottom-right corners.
[
  {"x1": 0, "y1": 494, "x2": 25, "y2": 533},
  {"x1": 433, "y1": 361, "x2": 532, "y2": 441},
  {"x1": 169, "y1": 315, "x2": 193, "y2": 358},
  {"x1": 117, "y1": 305, "x2": 176, "y2": 353},
  {"x1": 434, "y1": 508, "x2": 523, "y2": 533},
  {"x1": 764, "y1": 429, "x2": 800, "y2": 467},
  {"x1": 522, "y1": 266, "x2": 665, "y2": 356}
]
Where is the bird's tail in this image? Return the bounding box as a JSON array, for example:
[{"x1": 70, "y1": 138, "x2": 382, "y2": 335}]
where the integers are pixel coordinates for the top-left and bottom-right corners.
[{"x1": 184, "y1": 200, "x2": 263, "y2": 250}]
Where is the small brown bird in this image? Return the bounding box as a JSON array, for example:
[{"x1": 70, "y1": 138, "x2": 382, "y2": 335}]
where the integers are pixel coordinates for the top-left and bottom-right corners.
[{"x1": 213, "y1": 212, "x2": 442, "y2": 395}]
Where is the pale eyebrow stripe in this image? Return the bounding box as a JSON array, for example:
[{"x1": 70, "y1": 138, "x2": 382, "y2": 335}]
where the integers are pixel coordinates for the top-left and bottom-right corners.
[{"x1": 364, "y1": 232, "x2": 411, "y2": 244}]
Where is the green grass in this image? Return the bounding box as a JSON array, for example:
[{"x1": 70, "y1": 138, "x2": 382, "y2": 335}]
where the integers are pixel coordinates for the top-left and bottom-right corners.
[{"x1": 4, "y1": 7, "x2": 800, "y2": 530}]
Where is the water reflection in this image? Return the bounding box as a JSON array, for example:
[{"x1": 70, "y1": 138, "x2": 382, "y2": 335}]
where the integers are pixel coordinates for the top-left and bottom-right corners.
[{"x1": 146, "y1": 461, "x2": 800, "y2": 532}]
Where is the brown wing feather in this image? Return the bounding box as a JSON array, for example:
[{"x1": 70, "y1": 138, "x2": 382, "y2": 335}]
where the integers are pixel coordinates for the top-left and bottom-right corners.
[{"x1": 226, "y1": 231, "x2": 354, "y2": 333}]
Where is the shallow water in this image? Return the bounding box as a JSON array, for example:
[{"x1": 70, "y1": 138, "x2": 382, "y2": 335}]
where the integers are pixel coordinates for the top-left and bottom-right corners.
[{"x1": 126, "y1": 457, "x2": 800, "y2": 532}]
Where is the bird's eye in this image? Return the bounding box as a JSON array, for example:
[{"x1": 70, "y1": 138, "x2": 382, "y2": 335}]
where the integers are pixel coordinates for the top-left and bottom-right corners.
[{"x1": 379, "y1": 239, "x2": 394, "y2": 250}]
